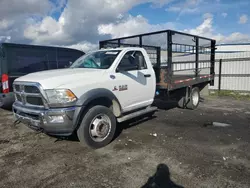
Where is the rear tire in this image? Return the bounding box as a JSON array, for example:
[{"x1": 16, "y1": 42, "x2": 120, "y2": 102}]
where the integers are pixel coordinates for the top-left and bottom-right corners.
[
  {"x1": 177, "y1": 97, "x2": 185, "y2": 109},
  {"x1": 177, "y1": 87, "x2": 200, "y2": 109},
  {"x1": 77, "y1": 105, "x2": 116, "y2": 149},
  {"x1": 186, "y1": 87, "x2": 200, "y2": 110}
]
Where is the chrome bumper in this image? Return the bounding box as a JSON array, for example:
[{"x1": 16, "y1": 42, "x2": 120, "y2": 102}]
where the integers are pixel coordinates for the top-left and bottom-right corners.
[{"x1": 13, "y1": 102, "x2": 78, "y2": 136}]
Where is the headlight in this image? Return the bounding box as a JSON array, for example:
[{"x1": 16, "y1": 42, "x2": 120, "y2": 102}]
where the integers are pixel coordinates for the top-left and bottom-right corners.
[{"x1": 45, "y1": 89, "x2": 77, "y2": 106}]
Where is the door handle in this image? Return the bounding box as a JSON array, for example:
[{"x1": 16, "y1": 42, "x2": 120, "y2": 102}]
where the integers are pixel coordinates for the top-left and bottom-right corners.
[{"x1": 144, "y1": 74, "x2": 151, "y2": 78}]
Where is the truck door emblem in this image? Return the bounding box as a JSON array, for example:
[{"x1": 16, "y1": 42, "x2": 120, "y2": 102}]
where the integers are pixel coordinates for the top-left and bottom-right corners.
[
  {"x1": 119, "y1": 85, "x2": 128, "y2": 91},
  {"x1": 112, "y1": 85, "x2": 128, "y2": 91},
  {"x1": 112, "y1": 86, "x2": 118, "y2": 91}
]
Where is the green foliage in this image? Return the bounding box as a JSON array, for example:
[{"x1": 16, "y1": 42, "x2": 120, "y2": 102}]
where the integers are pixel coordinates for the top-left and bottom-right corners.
[{"x1": 210, "y1": 90, "x2": 250, "y2": 100}]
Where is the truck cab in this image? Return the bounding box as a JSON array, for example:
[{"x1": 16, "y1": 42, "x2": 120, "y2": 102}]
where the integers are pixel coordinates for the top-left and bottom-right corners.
[{"x1": 13, "y1": 47, "x2": 156, "y2": 148}]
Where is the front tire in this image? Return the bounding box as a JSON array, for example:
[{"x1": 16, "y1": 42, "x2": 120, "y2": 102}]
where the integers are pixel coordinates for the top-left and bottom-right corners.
[{"x1": 77, "y1": 105, "x2": 116, "y2": 149}]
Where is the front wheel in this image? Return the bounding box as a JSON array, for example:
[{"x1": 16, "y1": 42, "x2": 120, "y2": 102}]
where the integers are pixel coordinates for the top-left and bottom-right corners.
[{"x1": 77, "y1": 105, "x2": 116, "y2": 149}]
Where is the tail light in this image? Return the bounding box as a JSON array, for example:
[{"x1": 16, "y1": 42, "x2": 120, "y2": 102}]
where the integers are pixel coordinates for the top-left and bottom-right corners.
[{"x1": 2, "y1": 74, "x2": 9, "y2": 93}]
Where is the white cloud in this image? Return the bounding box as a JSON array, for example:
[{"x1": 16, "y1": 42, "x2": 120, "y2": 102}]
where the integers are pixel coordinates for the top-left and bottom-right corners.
[
  {"x1": 0, "y1": 0, "x2": 62, "y2": 43},
  {"x1": 24, "y1": 16, "x2": 69, "y2": 45},
  {"x1": 185, "y1": 14, "x2": 250, "y2": 44},
  {"x1": 203, "y1": 13, "x2": 213, "y2": 19},
  {"x1": 239, "y1": 14, "x2": 248, "y2": 24},
  {"x1": 22, "y1": 0, "x2": 175, "y2": 46},
  {"x1": 98, "y1": 14, "x2": 176, "y2": 51},
  {"x1": 222, "y1": 32, "x2": 250, "y2": 44},
  {"x1": 65, "y1": 42, "x2": 99, "y2": 52},
  {"x1": 22, "y1": 0, "x2": 149, "y2": 46},
  {"x1": 0, "y1": 0, "x2": 53, "y2": 18},
  {"x1": 0, "y1": 0, "x2": 165, "y2": 47},
  {"x1": 186, "y1": 15, "x2": 213, "y2": 36},
  {"x1": 221, "y1": 13, "x2": 228, "y2": 18},
  {"x1": 189, "y1": 0, "x2": 203, "y2": 5},
  {"x1": 151, "y1": 0, "x2": 175, "y2": 8},
  {"x1": 0, "y1": 0, "x2": 250, "y2": 50},
  {"x1": 98, "y1": 14, "x2": 175, "y2": 38},
  {"x1": 0, "y1": 19, "x2": 13, "y2": 30},
  {"x1": 166, "y1": 0, "x2": 202, "y2": 14},
  {"x1": 0, "y1": 36, "x2": 11, "y2": 43}
]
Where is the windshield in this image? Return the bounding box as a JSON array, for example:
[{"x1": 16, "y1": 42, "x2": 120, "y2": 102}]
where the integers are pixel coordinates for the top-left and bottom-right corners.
[{"x1": 70, "y1": 50, "x2": 121, "y2": 69}]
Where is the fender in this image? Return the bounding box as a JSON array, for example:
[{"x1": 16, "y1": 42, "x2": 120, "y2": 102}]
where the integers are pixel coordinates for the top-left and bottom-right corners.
[{"x1": 72, "y1": 88, "x2": 122, "y2": 129}]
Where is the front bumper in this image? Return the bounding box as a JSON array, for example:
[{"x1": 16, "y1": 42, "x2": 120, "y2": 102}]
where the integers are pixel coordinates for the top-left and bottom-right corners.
[{"x1": 13, "y1": 102, "x2": 80, "y2": 136}]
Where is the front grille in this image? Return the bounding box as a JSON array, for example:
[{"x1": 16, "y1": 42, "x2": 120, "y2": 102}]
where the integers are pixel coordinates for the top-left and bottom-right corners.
[
  {"x1": 14, "y1": 85, "x2": 21, "y2": 92},
  {"x1": 14, "y1": 83, "x2": 45, "y2": 107},
  {"x1": 26, "y1": 96, "x2": 44, "y2": 106},
  {"x1": 24, "y1": 86, "x2": 40, "y2": 93},
  {"x1": 16, "y1": 94, "x2": 22, "y2": 102}
]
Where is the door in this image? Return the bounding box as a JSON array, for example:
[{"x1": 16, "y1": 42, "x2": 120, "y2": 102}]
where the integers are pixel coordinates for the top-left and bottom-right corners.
[{"x1": 114, "y1": 50, "x2": 155, "y2": 112}]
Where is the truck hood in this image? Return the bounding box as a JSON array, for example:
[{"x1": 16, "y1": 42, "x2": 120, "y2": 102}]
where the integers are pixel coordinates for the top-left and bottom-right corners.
[{"x1": 15, "y1": 68, "x2": 106, "y2": 89}]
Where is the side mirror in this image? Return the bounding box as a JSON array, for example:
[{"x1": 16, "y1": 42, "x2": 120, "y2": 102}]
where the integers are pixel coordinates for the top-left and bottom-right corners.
[{"x1": 116, "y1": 64, "x2": 138, "y2": 72}]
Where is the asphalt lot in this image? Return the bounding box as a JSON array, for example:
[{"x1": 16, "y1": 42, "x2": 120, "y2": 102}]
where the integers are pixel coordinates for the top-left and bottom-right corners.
[{"x1": 0, "y1": 97, "x2": 250, "y2": 188}]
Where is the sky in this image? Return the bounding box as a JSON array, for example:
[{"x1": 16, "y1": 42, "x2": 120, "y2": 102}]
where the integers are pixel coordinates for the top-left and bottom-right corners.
[{"x1": 0, "y1": 0, "x2": 250, "y2": 51}]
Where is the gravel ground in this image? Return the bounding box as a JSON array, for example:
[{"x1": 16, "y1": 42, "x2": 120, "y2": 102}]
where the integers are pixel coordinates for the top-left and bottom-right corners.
[{"x1": 0, "y1": 97, "x2": 250, "y2": 188}]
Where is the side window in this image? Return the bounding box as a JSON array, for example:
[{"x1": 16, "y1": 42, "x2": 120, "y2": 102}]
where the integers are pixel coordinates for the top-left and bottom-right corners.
[
  {"x1": 135, "y1": 51, "x2": 147, "y2": 69},
  {"x1": 117, "y1": 51, "x2": 147, "y2": 71}
]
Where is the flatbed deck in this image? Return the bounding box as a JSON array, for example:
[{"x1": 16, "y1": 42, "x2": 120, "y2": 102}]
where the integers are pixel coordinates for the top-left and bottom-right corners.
[{"x1": 156, "y1": 74, "x2": 213, "y2": 90}]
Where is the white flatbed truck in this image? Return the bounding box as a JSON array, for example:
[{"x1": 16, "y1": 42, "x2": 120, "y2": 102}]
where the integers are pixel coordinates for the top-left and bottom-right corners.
[{"x1": 13, "y1": 30, "x2": 216, "y2": 148}]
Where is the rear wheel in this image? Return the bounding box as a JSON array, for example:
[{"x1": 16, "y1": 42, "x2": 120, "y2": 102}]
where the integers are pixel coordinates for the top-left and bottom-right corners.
[
  {"x1": 177, "y1": 97, "x2": 185, "y2": 109},
  {"x1": 186, "y1": 87, "x2": 200, "y2": 110},
  {"x1": 77, "y1": 105, "x2": 116, "y2": 149},
  {"x1": 177, "y1": 87, "x2": 200, "y2": 110}
]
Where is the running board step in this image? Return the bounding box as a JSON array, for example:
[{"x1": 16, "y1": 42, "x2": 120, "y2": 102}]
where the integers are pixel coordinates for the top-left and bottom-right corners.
[{"x1": 117, "y1": 106, "x2": 158, "y2": 123}]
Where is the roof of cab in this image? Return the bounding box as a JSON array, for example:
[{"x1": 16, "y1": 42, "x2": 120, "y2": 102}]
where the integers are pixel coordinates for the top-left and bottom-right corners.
[{"x1": 99, "y1": 47, "x2": 144, "y2": 51}]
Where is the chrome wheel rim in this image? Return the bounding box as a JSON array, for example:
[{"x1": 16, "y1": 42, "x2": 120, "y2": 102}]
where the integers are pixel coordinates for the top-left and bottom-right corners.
[
  {"x1": 89, "y1": 114, "x2": 111, "y2": 142},
  {"x1": 192, "y1": 91, "x2": 199, "y2": 106}
]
